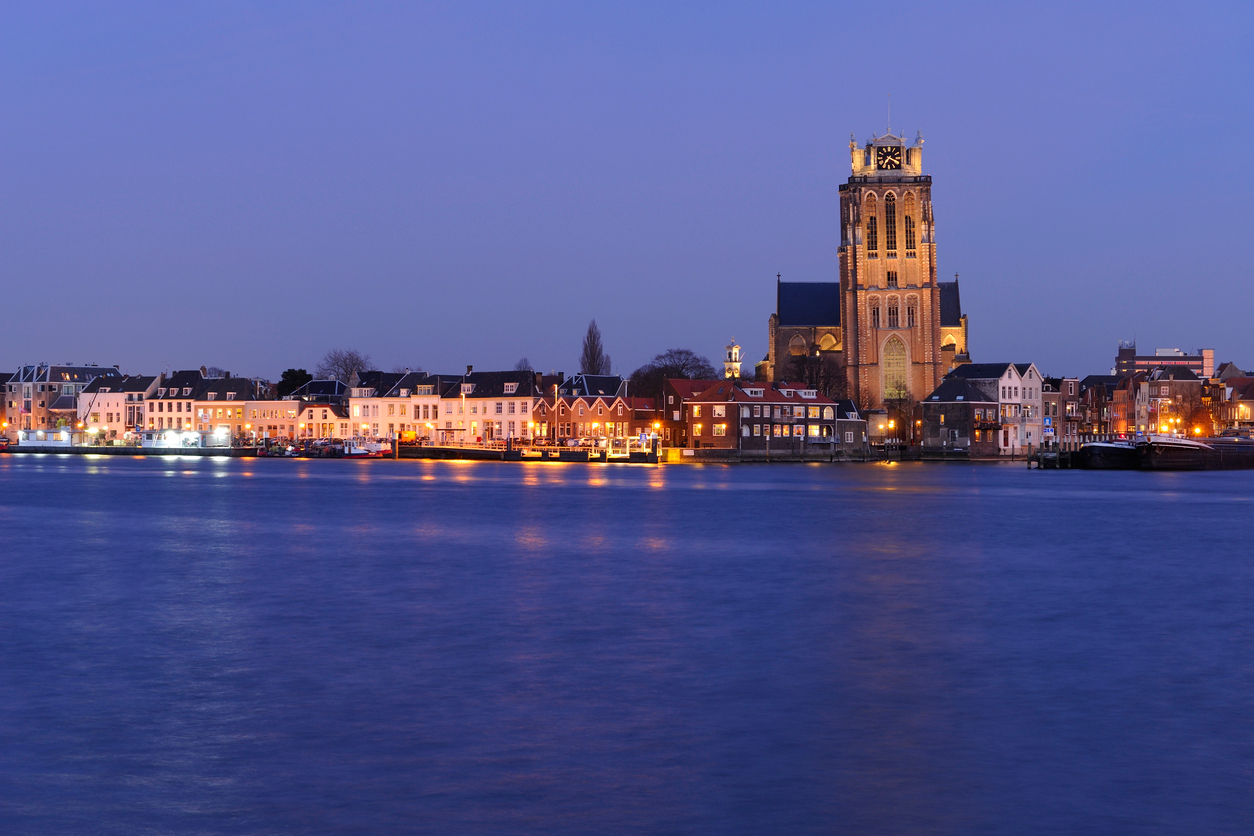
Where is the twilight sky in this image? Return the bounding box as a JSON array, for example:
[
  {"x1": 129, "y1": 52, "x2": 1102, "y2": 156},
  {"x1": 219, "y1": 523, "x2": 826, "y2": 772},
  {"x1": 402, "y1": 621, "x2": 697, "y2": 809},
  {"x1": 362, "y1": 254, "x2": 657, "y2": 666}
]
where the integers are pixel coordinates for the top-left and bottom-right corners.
[{"x1": 2, "y1": 2, "x2": 1251, "y2": 380}]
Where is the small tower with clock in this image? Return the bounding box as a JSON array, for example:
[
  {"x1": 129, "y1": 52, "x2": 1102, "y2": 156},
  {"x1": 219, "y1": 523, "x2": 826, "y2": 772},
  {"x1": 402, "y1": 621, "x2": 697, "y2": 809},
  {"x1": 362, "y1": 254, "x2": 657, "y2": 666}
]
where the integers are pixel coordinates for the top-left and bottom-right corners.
[{"x1": 838, "y1": 129, "x2": 945, "y2": 408}]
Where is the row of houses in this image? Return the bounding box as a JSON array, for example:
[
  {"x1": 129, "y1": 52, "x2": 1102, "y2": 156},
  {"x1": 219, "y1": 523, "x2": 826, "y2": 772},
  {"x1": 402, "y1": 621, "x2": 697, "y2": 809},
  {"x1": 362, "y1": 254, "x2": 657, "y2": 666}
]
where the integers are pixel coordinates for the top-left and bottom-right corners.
[
  {"x1": 0, "y1": 363, "x2": 871, "y2": 452},
  {"x1": 913, "y1": 359, "x2": 1254, "y2": 457}
]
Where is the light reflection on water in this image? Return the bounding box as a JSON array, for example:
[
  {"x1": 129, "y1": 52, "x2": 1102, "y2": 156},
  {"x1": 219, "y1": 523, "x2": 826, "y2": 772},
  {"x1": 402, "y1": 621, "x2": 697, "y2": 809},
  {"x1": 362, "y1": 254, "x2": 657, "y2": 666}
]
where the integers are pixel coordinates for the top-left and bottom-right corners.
[{"x1": 0, "y1": 456, "x2": 1251, "y2": 835}]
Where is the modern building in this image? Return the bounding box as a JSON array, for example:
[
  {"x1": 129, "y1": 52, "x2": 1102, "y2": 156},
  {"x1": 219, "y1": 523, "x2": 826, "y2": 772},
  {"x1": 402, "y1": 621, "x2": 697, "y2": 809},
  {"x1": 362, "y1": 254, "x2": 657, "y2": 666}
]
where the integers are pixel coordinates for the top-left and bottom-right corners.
[
  {"x1": 4, "y1": 364, "x2": 122, "y2": 432},
  {"x1": 1115, "y1": 342, "x2": 1214, "y2": 378}
]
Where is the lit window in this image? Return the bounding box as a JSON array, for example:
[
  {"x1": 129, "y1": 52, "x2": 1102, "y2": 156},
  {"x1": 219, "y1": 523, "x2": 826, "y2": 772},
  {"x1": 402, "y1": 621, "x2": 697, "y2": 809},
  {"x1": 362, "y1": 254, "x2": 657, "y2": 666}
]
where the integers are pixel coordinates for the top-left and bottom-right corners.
[{"x1": 884, "y1": 193, "x2": 897, "y2": 256}]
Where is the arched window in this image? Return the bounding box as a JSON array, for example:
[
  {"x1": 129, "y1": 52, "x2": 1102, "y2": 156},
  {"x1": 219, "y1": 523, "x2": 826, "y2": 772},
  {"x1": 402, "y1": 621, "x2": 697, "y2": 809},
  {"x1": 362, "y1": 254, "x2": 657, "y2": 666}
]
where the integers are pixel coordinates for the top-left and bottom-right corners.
[
  {"x1": 865, "y1": 194, "x2": 878, "y2": 256},
  {"x1": 942, "y1": 334, "x2": 958, "y2": 349},
  {"x1": 788, "y1": 334, "x2": 807, "y2": 356},
  {"x1": 906, "y1": 295, "x2": 917, "y2": 328},
  {"x1": 818, "y1": 333, "x2": 837, "y2": 352},
  {"x1": 883, "y1": 336, "x2": 909, "y2": 400},
  {"x1": 887, "y1": 295, "x2": 900, "y2": 329},
  {"x1": 904, "y1": 193, "x2": 917, "y2": 257},
  {"x1": 823, "y1": 406, "x2": 834, "y2": 420},
  {"x1": 884, "y1": 193, "x2": 897, "y2": 257},
  {"x1": 870, "y1": 300, "x2": 881, "y2": 329}
]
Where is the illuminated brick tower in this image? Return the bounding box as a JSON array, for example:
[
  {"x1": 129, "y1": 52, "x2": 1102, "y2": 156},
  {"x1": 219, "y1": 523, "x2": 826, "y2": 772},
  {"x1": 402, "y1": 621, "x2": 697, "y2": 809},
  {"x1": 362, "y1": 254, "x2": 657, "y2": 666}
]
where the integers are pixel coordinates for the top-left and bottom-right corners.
[{"x1": 839, "y1": 130, "x2": 953, "y2": 407}]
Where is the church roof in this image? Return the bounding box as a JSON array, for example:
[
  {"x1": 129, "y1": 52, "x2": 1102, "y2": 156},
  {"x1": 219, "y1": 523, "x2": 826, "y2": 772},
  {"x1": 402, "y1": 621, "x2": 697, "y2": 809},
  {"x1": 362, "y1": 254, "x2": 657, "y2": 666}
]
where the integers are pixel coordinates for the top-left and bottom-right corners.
[
  {"x1": 777, "y1": 281, "x2": 841, "y2": 327},
  {"x1": 939, "y1": 280, "x2": 962, "y2": 328}
]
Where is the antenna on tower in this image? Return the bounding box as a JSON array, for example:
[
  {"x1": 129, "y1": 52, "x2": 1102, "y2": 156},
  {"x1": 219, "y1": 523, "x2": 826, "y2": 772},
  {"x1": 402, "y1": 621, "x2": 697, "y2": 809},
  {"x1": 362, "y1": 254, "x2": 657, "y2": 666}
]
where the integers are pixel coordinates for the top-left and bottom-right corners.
[{"x1": 887, "y1": 93, "x2": 891, "y2": 134}]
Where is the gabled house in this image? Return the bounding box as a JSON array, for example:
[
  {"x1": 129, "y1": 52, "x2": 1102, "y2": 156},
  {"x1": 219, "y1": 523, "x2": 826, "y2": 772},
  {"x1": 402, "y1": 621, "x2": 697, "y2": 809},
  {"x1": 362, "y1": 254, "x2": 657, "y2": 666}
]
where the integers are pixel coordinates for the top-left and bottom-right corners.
[
  {"x1": 945, "y1": 362, "x2": 1045, "y2": 455},
  {"x1": 917, "y1": 377, "x2": 999, "y2": 458},
  {"x1": 5, "y1": 363, "x2": 123, "y2": 432},
  {"x1": 78, "y1": 374, "x2": 158, "y2": 441}
]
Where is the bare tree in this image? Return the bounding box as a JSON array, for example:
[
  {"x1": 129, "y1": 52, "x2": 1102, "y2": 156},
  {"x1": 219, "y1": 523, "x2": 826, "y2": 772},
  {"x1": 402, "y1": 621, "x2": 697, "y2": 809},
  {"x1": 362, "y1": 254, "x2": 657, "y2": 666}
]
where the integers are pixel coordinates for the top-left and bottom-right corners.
[
  {"x1": 786, "y1": 354, "x2": 848, "y2": 401},
  {"x1": 316, "y1": 348, "x2": 372, "y2": 383},
  {"x1": 514, "y1": 357, "x2": 533, "y2": 372},
  {"x1": 629, "y1": 349, "x2": 718, "y2": 400},
  {"x1": 579, "y1": 320, "x2": 611, "y2": 375}
]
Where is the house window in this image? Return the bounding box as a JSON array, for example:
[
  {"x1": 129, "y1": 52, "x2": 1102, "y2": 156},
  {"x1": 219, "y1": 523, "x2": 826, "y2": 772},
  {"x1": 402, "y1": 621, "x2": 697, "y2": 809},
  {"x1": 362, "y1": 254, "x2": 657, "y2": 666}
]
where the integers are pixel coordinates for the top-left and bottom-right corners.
[
  {"x1": 694, "y1": 423, "x2": 703, "y2": 435},
  {"x1": 692, "y1": 405, "x2": 701, "y2": 418},
  {"x1": 754, "y1": 424, "x2": 761, "y2": 436},
  {"x1": 713, "y1": 405, "x2": 725, "y2": 418},
  {"x1": 808, "y1": 406, "x2": 820, "y2": 418},
  {"x1": 496, "y1": 402, "x2": 503, "y2": 414},
  {"x1": 713, "y1": 424, "x2": 726, "y2": 437},
  {"x1": 845, "y1": 431, "x2": 854, "y2": 443}
]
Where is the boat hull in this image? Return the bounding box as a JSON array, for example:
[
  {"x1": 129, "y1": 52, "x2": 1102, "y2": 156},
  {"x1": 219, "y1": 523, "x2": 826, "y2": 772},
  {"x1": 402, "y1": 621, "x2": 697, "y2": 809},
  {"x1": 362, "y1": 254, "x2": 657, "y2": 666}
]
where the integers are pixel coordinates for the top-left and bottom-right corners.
[
  {"x1": 1077, "y1": 443, "x2": 1139, "y2": 470},
  {"x1": 1138, "y1": 439, "x2": 1254, "y2": 470}
]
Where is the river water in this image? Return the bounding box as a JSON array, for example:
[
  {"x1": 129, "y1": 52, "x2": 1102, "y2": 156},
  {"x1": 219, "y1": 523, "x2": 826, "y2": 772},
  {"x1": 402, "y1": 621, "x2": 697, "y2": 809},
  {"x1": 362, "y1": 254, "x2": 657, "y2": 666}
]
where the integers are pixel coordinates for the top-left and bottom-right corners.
[{"x1": 0, "y1": 454, "x2": 1250, "y2": 834}]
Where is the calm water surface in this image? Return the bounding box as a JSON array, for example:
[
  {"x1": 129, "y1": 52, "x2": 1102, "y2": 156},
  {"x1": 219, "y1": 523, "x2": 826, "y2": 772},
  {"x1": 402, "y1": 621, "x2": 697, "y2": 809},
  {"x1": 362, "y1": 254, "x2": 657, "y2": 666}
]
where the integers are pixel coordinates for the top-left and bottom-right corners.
[{"x1": 0, "y1": 455, "x2": 1251, "y2": 834}]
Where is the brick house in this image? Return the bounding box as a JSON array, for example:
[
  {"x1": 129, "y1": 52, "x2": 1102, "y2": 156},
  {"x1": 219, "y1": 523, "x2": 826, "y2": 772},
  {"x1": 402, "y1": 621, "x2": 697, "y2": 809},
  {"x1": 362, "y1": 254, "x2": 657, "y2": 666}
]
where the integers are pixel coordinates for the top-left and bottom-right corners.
[{"x1": 917, "y1": 377, "x2": 1000, "y2": 458}]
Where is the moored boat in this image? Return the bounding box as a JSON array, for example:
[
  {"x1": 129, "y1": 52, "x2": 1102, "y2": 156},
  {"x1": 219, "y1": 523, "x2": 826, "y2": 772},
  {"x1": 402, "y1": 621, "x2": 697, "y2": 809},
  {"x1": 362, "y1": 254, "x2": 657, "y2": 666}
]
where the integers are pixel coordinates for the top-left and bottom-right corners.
[
  {"x1": 1137, "y1": 435, "x2": 1216, "y2": 470},
  {"x1": 1076, "y1": 441, "x2": 1139, "y2": 470}
]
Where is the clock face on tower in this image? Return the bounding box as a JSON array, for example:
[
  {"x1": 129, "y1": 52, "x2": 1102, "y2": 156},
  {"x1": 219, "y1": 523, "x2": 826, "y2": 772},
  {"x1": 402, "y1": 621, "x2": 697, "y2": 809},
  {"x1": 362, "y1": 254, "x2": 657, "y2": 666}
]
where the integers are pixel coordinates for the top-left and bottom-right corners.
[{"x1": 876, "y1": 146, "x2": 902, "y2": 170}]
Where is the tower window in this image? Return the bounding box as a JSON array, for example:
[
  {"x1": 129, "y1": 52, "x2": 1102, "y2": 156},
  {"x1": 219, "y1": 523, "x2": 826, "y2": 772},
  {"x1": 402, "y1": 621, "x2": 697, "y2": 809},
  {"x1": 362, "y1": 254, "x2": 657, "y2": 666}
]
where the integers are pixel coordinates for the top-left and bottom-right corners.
[
  {"x1": 887, "y1": 298, "x2": 900, "y2": 329},
  {"x1": 871, "y1": 303, "x2": 881, "y2": 329},
  {"x1": 883, "y1": 337, "x2": 908, "y2": 400},
  {"x1": 865, "y1": 194, "x2": 878, "y2": 256},
  {"x1": 884, "y1": 193, "x2": 897, "y2": 257},
  {"x1": 907, "y1": 302, "x2": 916, "y2": 328},
  {"x1": 904, "y1": 193, "x2": 917, "y2": 257},
  {"x1": 886, "y1": 271, "x2": 898, "y2": 288}
]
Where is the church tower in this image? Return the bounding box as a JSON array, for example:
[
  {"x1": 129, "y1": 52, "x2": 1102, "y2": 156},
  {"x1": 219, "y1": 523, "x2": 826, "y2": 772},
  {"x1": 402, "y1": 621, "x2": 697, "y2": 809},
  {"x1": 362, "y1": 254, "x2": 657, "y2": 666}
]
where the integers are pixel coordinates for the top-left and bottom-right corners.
[{"x1": 838, "y1": 130, "x2": 945, "y2": 407}]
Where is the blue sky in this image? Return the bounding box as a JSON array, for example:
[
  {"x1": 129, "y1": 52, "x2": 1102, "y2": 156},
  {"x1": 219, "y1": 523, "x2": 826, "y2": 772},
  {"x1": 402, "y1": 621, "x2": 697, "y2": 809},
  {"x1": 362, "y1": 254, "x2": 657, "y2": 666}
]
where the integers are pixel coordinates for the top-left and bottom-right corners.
[{"x1": 2, "y1": 2, "x2": 1251, "y2": 379}]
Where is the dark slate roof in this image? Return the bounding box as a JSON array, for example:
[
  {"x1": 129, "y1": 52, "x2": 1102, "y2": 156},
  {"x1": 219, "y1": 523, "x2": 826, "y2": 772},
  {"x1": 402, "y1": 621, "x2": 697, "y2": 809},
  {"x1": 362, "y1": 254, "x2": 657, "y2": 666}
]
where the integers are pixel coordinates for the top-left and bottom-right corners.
[
  {"x1": 292, "y1": 379, "x2": 348, "y2": 400},
  {"x1": 199, "y1": 376, "x2": 256, "y2": 401},
  {"x1": 938, "y1": 280, "x2": 962, "y2": 327},
  {"x1": 154, "y1": 370, "x2": 208, "y2": 400},
  {"x1": 82, "y1": 374, "x2": 156, "y2": 395},
  {"x1": 1079, "y1": 374, "x2": 1120, "y2": 392},
  {"x1": 924, "y1": 377, "x2": 997, "y2": 404},
  {"x1": 777, "y1": 281, "x2": 841, "y2": 327},
  {"x1": 834, "y1": 399, "x2": 863, "y2": 420},
  {"x1": 14, "y1": 364, "x2": 122, "y2": 384},
  {"x1": 465, "y1": 370, "x2": 541, "y2": 398},
  {"x1": 946, "y1": 363, "x2": 1013, "y2": 380},
  {"x1": 352, "y1": 370, "x2": 405, "y2": 396},
  {"x1": 48, "y1": 394, "x2": 78, "y2": 411},
  {"x1": 1013, "y1": 363, "x2": 1035, "y2": 377},
  {"x1": 1148, "y1": 366, "x2": 1199, "y2": 382},
  {"x1": 559, "y1": 374, "x2": 625, "y2": 397},
  {"x1": 382, "y1": 371, "x2": 436, "y2": 397}
]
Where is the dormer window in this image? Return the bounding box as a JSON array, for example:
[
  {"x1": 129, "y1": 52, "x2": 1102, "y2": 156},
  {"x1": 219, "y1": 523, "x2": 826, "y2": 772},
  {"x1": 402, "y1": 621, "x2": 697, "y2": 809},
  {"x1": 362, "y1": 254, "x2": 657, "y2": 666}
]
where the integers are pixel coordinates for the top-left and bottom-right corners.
[
  {"x1": 800, "y1": 390, "x2": 817, "y2": 399},
  {"x1": 781, "y1": 389, "x2": 793, "y2": 397},
  {"x1": 157, "y1": 388, "x2": 166, "y2": 396},
  {"x1": 460, "y1": 383, "x2": 474, "y2": 394},
  {"x1": 99, "y1": 387, "x2": 110, "y2": 393},
  {"x1": 503, "y1": 382, "x2": 518, "y2": 394},
  {"x1": 399, "y1": 389, "x2": 409, "y2": 397},
  {"x1": 182, "y1": 388, "x2": 192, "y2": 396},
  {"x1": 746, "y1": 388, "x2": 764, "y2": 397},
  {"x1": 226, "y1": 392, "x2": 236, "y2": 400},
  {"x1": 207, "y1": 393, "x2": 216, "y2": 401}
]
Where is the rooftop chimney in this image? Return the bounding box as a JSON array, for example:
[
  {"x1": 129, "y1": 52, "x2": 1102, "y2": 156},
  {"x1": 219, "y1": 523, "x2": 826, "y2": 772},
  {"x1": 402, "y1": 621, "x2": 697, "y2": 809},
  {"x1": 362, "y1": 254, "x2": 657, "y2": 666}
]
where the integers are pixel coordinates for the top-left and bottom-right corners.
[{"x1": 466, "y1": 365, "x2": 473, "y2": 375}]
